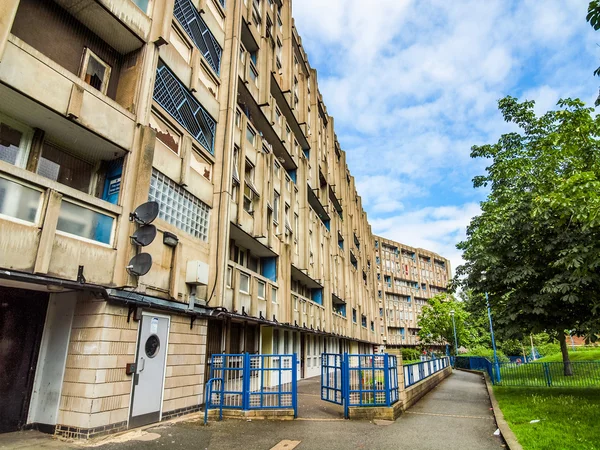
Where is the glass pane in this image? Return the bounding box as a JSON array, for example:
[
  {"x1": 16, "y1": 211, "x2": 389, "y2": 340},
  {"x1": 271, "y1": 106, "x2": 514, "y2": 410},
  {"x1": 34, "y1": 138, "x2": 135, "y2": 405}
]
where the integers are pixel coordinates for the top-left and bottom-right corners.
[
  {"x1": 57, "y1": 201, "x2": 114, "y2": 245},
  {"x1": 37, "y1": 144, "x2": 93, "y2": 193},
  {"x1": 0, "y1": 177, "x2": 41, "y2": 223},
  {"x1": 85, "y1": 55, "x2": 107, "y2": 91},
  {"x1": 131, "y1": 0, "x2": 149, "y2": 13},
  {"x1": 0, "y1": 123, "x2": 23, "y2": 165}
]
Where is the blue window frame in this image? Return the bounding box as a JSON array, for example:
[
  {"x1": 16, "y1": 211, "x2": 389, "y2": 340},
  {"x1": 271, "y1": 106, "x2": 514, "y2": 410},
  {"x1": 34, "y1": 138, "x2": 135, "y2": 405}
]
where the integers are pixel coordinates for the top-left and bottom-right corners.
[
  {"x1": 173, "y1": 0, "x2": 223, "y2": 75},
  {"x1": 153, "y1": 63, "x2": 216, "y2": 154}
]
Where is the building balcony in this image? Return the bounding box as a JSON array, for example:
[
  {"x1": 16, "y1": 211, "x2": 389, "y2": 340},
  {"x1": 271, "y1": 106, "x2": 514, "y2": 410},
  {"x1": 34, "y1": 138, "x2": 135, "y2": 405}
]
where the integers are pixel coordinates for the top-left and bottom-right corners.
[
  {"x1": 0, "y1": 162, "x2": 121, "y2": 285},
  {"x1": 0, "y1": 36, "x2": 136, "y2": 151},
  {"x1": 53, "y1": 0, "x2": 152, "y2": 48},
  {"x1": 225, "y1": 263, "x2": 280, "y2": 321}
]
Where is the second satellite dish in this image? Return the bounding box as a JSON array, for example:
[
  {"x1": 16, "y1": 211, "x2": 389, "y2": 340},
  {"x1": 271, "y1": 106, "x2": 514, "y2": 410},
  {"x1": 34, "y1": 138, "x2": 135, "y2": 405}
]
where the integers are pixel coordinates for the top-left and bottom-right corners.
[
  {"x1": 131, "y1": 225, "x2": 157, "y2": 246},
  {"x1": 130, "y1": 201, "x2": 159, "y2": 225},
  {"x1": 126, "y1": 253, "x2": 152, "y2": 277}
]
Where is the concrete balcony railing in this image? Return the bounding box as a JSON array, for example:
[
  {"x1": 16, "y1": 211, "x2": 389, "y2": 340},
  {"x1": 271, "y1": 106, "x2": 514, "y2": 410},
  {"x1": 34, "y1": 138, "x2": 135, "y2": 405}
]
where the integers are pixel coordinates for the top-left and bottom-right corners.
[
  {"x1": 0, "y1": 163, "x2": 121, "y2": 285},
  {"x1": 292, "y1": 293, "x2": 326, "y2": 332},
  {"x1": 331, "y1": 313, "x2": 347, "y2": 336},
  {"x1": 0, "y1": 36, "x2": 136, "y2": 151},
  {"x1": 225, "y1": 264, "x2": 280, "y2": 321}
]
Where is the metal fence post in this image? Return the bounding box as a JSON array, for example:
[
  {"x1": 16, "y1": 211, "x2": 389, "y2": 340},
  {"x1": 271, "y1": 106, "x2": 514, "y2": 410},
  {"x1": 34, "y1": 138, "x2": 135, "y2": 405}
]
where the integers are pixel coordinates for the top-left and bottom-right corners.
[
  {"x1": 384, "y1": 354, "x2": 391, "y2": 407},
  {"x1": 544, "y1": 362, "x2": 552, "y2": 387},
  {"x1": 242, "y1": 352, "x2": 251, "y2": 411},
  {"x1": 292, "y1": 353, "x2": 298, "y2": 418},
  {"x1": 343, "y1": 352, "x2": 349, "y2": 419}
]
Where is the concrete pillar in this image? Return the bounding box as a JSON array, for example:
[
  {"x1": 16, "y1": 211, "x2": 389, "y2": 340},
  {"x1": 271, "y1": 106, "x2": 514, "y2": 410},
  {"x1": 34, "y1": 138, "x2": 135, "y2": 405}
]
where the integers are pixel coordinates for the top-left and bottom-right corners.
[
  {"x1": 0, "y1": 0, "x2": 20, "y2": 62},
  {"x1": 33, "y1": 190, "x2": 62, "y2": 274}
]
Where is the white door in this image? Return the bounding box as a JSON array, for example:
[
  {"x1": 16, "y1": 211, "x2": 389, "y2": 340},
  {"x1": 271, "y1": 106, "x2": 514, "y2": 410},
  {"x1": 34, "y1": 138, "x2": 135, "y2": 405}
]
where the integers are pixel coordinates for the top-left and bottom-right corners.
[{"x1": 129, "y1": 314, "x2": 169, "y2": 428}]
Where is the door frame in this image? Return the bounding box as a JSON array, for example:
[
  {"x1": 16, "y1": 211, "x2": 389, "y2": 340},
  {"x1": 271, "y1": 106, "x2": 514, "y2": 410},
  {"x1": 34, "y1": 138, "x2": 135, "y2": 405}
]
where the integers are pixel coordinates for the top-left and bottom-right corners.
[{"x1": 127, "y1": 311, "x2": 171, "y2": 428}]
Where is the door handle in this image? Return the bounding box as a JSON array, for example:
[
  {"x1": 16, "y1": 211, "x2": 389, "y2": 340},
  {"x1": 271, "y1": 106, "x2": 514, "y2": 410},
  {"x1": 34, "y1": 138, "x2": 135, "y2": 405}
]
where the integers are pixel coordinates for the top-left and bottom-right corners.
[{"x1": 139, "y1": 357, "x2": 145, "y2": 372}]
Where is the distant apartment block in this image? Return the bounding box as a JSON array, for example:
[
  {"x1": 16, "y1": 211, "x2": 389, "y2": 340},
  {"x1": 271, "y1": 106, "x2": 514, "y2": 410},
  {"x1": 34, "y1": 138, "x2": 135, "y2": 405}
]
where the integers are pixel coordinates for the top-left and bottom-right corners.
[{"x1": 374, "y1": 236, "x2": 451, "y2": 347}]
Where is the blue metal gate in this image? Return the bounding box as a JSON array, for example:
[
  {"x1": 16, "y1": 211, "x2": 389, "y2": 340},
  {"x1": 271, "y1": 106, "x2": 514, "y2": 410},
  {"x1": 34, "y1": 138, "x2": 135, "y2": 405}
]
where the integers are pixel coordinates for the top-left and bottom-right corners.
[
  {"x1": 204, "y1": 353, "x2": 297, "y2": 423},
  {"x1": 321, "y1": 353, "x2": 399, "y2": 418},
  {"x1": 321, "y1": 353, "x2": 344, "y2": 405}
]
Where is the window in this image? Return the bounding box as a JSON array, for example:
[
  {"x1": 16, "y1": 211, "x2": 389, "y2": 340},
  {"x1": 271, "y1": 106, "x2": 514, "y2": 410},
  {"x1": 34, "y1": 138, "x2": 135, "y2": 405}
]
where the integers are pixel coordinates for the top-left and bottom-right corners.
[
  {"x1": 246, "y1": 126, "x2": 256, "y2": 146},
  {"x1": 0, "y1": 116, "x2": 32, "y2": 168},
  {"x1": 352, "y1": 308, "x2": 357, "y2": 323},
  {"x1": 80, "y1": 49, "x2": 111, "y2": 94},
  {"x1": 243, "y1": 159, "x2": 259, "y2": 213},
  {"x1": 56, "y1": 200, "x2": 114, "y2": 245},
  {"x1": 276, "y1": 39, "x2": 283, "y2": 67},
  {"x1": 148, "y1": 169, "x2": 210, "y2": 241},
  {"x1": 274, "y1": 160, "x2": 280, "y2": 178},
  {"x1": 37, "y1": 143, "x2": 93, "y2": 193},
  {"x1": 284, "y1": 204, "x2": 291, "y2": 231},
  {"x1": 0, "y1": 176, "x2": 42, "y2": 224},
  {"x1": 293, "y1": 295, "x2": 298, "y2": 311},
  {"x1": 257, "y1": 280, "x2": 266, "y2": 299},
  {"x1": 239, "y1": 272, "x2": 250, "y2": 294},
  {"x1": 271, "y1": 286, "x2": 278, "y2": 304},
  {"x1": 277, "y1": 11, "x2": 283, "y2": 31},
  {"x1": 273, "y1": 191, "x2": 280, "y2": 223},
  {"x1": 361, "y1": 315, "x2": 367, "y2": 328},
  {"x1": 249, "y1": 64, "x2": 259, "y2": 86},
  {"x1": 226, "y1": 266, "x2": 233, "y2": 287}
]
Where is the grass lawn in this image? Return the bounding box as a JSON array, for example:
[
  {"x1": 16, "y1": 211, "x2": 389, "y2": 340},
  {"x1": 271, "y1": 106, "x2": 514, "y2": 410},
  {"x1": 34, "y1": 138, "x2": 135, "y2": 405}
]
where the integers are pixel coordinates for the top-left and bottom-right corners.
[
  {"x1": 536, "y1": 348, "x2": 600, "y2": 362},
  {"x1": 494, "y1": 387, "x2": 600, "y2": 450}
]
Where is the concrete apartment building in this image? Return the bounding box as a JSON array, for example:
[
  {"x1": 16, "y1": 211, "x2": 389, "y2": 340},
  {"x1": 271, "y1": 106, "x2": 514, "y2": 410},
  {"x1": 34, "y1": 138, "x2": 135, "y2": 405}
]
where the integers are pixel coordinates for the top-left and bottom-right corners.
[
  {"x1": 0, "y1": 0, "x2": 382, "y2": 438},
  {"x1": 374, "y1": 236, "x2": 451, "y2": 347}
]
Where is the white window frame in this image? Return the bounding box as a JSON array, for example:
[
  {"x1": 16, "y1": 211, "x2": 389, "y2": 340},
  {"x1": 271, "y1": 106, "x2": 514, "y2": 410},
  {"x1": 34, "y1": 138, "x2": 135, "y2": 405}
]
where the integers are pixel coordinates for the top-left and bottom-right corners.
[
  {"x1": 0, "y1": 113, "x2": 33, "y2": 168},
  {"x1": 257, "y1": 279, "x2": 266, "y2": 299},
  {"x1": 80, "y1": 48, "x2": 112, "y2": 95},
  {"x1": 239, "y1": 271, "x2": 251, "y2": 294},
  {"x1": 55, "y1": 198, "x2": 116, "y2": 248},
  {"x1": 0, "y1": 174, "x2": 43, "y2": 226},
  {"x1": 271, "y1": 286, "x2": 278, "y2": 304}
]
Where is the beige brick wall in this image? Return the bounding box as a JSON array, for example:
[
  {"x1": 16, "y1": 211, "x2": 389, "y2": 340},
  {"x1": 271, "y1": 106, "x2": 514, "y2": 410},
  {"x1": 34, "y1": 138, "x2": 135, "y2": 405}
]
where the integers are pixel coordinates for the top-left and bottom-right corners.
[
  {"x1": 58, "y1": 296, "x2": 137, "y2": 430},
  {"x1": 162, "y1": 316, "x2": 207, "y2": 414}
]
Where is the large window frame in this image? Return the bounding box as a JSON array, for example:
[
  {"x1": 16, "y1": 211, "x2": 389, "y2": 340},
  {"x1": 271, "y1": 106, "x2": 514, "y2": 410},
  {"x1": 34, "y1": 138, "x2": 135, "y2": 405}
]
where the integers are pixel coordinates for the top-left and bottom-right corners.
[{"x1": 0, "y1": 113, "x2": 33, "y2": 169}]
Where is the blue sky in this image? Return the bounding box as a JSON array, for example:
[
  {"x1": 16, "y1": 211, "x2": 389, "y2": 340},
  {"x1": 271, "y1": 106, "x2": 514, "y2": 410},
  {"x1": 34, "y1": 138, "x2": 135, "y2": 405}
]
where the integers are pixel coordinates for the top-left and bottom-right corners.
[{"x1": 292, "y1": 0, "x2": 600, "y2": 273}]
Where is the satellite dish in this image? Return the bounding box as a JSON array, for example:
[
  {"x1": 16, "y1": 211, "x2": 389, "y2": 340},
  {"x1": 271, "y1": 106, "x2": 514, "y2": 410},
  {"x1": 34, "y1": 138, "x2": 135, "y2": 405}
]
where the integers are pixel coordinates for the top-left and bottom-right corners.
[
  {"x1": 131, "y1": 225, "x2": 157, "y2": 247},
  {"x1": 130, "y1": 201, "x2": 159, "y2": 225},
  {"x1": 126, "y1": 253, "x2": 152, "y2": 277}
]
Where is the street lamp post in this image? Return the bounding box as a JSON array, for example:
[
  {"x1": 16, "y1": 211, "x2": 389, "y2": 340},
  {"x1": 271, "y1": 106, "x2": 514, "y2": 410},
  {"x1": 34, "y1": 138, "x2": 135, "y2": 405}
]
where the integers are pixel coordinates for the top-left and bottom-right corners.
[
  {"x1": 450, "y1": 310, "x2": 458, "y2": 357},
  {"x1": 485, "y1": 292, "x2": 501, "y2": 383}
]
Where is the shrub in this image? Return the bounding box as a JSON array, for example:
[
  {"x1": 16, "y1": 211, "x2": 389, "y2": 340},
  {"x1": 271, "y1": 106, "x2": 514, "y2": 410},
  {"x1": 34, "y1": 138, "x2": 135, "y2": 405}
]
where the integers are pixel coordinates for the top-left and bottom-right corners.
[
  {"x1": 401, "y1": 348, "x2": 421, "y2": 362},
  {"x1": 463, "y1": 345, "x2": 509, "y2": 362}
]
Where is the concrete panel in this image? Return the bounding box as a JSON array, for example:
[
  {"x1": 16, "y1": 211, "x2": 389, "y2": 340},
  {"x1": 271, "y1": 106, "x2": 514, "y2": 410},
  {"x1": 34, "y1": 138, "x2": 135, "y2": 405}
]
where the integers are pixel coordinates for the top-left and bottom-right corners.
[
  {"x1": 0, "y1": 40, "x2": 72, "y2": 115},
  {"x1": 0, "y1": 218, "x2": 40, "y2": 271},
  {"x1": 79, "y1": 90, "x2": 135, "y2": 150},
  {"x1": 47, "y1": 235, "x2": 117, "y2": 285}
]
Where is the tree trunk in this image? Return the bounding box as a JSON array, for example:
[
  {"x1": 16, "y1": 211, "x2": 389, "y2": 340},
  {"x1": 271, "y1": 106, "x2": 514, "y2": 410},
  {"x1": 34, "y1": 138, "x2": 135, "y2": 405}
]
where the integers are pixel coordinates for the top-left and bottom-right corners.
[{"x1": 558, "y1": 333, "x2": 573, "y2": 376}]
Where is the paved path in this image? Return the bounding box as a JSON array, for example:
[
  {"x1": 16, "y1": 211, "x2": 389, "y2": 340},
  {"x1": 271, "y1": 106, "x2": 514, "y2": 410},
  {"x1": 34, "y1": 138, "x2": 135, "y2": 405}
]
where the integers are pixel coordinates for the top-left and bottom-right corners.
[
  {"x1": 0, "y1": 370, "x2": 504, "y2": 450},
  {"x1": 296, "y1": 375, "x2": 344, "y2": 419}
]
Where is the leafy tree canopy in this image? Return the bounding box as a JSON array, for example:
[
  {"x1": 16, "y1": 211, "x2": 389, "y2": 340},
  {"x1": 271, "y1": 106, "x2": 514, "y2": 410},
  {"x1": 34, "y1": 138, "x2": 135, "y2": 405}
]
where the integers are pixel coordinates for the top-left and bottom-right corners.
[
  {"x1": 417, "y1": 294, "x2": 468, "y2": 351},
  {"x1": 456, "y1": 96, "x2": 600, "y2": 370}
]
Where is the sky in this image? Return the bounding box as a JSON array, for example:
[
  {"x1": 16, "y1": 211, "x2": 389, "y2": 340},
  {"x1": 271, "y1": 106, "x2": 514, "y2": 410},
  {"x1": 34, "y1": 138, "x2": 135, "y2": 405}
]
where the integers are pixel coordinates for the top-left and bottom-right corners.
[{"x1": 292, "y1": 0, "x2": 600, "y2": 274}]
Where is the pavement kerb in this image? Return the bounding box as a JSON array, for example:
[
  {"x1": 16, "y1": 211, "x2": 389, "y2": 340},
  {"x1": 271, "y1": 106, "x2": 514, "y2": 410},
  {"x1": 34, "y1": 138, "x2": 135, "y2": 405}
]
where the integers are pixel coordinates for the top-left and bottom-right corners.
[{"x1": 467, "y1": 370, "x2": 522, "y2": 450}]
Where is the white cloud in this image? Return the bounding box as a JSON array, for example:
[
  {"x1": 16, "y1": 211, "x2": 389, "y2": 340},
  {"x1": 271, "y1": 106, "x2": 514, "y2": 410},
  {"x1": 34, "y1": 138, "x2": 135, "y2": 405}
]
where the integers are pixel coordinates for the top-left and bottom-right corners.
[{"x1": 292, "y1": 0, "x2": 598, "y2": 266}]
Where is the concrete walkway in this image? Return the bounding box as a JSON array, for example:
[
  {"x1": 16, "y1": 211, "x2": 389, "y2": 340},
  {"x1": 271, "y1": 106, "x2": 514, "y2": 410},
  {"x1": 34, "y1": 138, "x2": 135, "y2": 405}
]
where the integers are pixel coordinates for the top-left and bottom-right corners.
[
  {"x1": 296, "y1": 375, "x2": 344, "y2": 419},
  {"x1": 0, "y1": 370, "x2": 504, "y2": 450}
]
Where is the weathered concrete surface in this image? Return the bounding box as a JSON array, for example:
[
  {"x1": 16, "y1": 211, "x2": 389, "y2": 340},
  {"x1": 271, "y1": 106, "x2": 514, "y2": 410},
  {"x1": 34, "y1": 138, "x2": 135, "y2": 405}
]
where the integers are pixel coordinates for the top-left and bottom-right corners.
[
  {"x1": 296, "y1": 376, "x2": 344, "y2": 419},
  {"x1": 0, "y1": 371, "x2": 504, "y2": 450}
]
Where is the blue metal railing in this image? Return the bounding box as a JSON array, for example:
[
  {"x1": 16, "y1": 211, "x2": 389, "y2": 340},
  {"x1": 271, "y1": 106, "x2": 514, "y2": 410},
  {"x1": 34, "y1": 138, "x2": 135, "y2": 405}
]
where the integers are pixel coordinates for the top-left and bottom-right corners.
[
  {"x1": 404, "y1": 357, "x2": 451, "y2": 388},
  {"x1": 173, "y1": 0, "x2": 223, "y2": 75},
  {"x1": 204, "y1": 353, "x2": 297, "y2": 423},
  {"x1": 322, "y1": 353, "x2": 399, "y2": 418}
]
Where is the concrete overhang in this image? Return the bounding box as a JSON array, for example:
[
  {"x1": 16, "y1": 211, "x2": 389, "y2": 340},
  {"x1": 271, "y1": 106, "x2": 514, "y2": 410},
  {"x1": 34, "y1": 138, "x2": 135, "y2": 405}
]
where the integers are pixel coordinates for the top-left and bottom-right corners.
[
  {"x1": 230, "y1": 223, "x2": 277, "y2": 258},
  {"x1": 290, "y1": 264, "x2": 322, "y2": 289},
  {"x1": 237, "y1": 80, "x2": 297, "y2": 171},
  {"x1": 52, "y1": 0, "x2": 149, "y2": 54}
]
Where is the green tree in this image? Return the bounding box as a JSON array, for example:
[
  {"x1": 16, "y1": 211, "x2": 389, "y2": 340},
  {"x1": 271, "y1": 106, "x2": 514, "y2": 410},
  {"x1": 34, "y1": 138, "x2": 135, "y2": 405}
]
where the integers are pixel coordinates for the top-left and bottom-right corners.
[
  {"x1": 587, "y1": 1, "x2": 600, "y2": 105},
  {"x1": 417, "y1": 294, "x2": 468, "y2": 353},
  {"x1": 456, "y1": 96, "x2": 600, "y2": 375}
]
